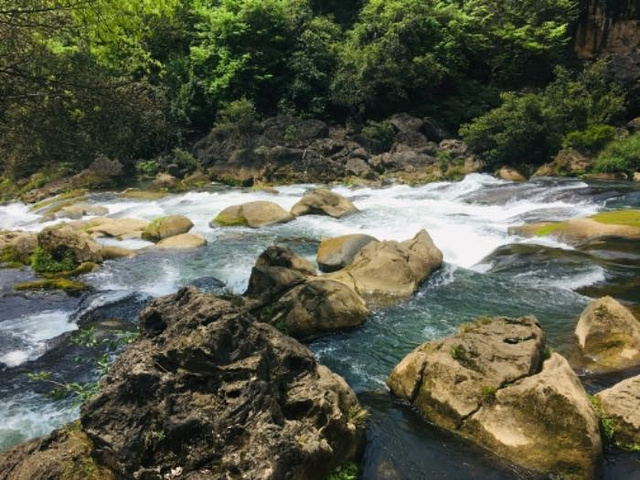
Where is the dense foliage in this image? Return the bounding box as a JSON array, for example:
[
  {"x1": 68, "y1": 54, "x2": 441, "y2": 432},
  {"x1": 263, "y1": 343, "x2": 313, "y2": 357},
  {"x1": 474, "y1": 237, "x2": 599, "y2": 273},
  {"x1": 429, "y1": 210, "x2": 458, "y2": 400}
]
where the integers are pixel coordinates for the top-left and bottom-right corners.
[
  {"x1": 0, "y1": 0, "x2": 635, "y2": 185},
  {"x1": 460, "y1": 62, "x2": 626, "y2": 170}
]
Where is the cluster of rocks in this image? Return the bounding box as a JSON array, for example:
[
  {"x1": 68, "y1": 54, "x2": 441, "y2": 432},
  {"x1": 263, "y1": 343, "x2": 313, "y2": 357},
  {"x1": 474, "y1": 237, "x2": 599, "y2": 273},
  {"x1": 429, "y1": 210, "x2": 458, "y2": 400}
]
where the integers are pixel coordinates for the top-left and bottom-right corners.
[
  {"x1": 193, "y1": 113, "x2": 484, "y2": 186},
  {"x1": 242, "y1": 227, "x2": 443, "y2": 338}
]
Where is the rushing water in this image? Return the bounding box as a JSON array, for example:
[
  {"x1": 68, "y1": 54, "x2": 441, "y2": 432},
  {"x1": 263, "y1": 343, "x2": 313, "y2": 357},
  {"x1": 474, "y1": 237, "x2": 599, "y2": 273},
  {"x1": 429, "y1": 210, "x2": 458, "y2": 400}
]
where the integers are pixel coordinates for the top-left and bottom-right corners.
[{"x1": 1, "y1": 174, "x2": 639, "y2": 477}]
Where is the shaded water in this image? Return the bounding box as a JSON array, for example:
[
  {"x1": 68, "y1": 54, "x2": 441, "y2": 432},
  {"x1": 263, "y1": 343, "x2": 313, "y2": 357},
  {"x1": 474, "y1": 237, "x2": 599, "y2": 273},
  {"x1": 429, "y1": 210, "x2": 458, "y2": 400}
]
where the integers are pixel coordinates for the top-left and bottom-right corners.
[{"x1": 1, "y1": 174, "x2": 639, "y2": 477}]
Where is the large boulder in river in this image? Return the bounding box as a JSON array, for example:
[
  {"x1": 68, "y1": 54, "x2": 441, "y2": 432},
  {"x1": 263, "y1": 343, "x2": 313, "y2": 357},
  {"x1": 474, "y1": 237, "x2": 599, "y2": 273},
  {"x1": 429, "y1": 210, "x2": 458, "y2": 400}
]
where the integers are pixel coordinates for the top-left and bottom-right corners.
[
  {"x1": 329, "y1": 230, "x2": 443, "y2": 305},
  {"x1": 317, "y1": 234, "x2": 378, "y2": 272},
  {"x1": 211, "y1": 201, "x2": 293, "y2": 228},
  {"x1": 79, "y1": 287, "x2": 365, "y2": 479},
  {"x1": 596, "y1": 375, "x2": 640, "y2": 449},
  {"x1": 575, "y1": 296, "x2": 640, "y2": 370},
  {"x1": 290, "y1": 189, "x2": 358, "y2": 219},
  {"x1": 245, "y1": 245, "x2": 316, "y2": 304},
  {"x1": 37, "y1": 226, "x2": 103, "y2": 264},
  {"x1": 388, "y1": 316, "x2": 602, "y2": 480},
  {"x1": 263, "y1": 279, "x2": 369, "y2": 339},
  {"x1": 245, "y1": 246, "x2": 369, "y2": 338},
  {"x1": 141, "y1": 215, "x2": 193, "y2": 242}
]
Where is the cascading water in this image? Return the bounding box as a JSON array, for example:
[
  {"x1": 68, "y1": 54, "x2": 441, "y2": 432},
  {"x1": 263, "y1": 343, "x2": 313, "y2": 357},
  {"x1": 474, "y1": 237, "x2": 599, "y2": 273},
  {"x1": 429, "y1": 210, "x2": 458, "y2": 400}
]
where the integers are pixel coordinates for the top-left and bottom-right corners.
[{"x1": 1, "y1": 174, "x2": 638, "y2": 478}]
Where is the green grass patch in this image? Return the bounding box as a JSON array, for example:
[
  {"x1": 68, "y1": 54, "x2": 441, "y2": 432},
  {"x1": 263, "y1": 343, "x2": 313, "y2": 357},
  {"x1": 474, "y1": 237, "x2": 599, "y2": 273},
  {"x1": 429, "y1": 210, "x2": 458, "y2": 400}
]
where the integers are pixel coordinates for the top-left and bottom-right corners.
[
  {"x1": 535, "y1": 223, "x2": 564, "y2": 237},
  {"x1": 591, "y1": 210, "x2": 640, "y2": 228}
]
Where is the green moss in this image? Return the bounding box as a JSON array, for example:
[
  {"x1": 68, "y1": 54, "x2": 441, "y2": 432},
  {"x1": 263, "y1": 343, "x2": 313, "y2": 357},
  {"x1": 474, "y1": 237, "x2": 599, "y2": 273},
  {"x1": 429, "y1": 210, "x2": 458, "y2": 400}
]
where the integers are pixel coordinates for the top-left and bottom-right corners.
[
  {"x1": 589, "y1": 396, "x2": 617, "y2": 445},
  {"x1": 213, "y1": 213, "x2": 248, "y2": 227},
  {"x1": 535, "y1": 223, "x2": 564, "y2": 237},
  {"x1": 141, "y1": 216, "x2": 163, "y2": 241},
  {"x1": 591, "y1": 210, "x2": 640, "y2": 228},
  {"x1": 42, "y1": 262, "x2": 100, "y2": 278},
  {"x1": 31, "y1": 247, "x2": 77, "y2": 274},
  {"x1": 0, "y1": 246, "x2": 32, "y2": 267},
  {"x1": 30, "y1": 189, "x2": 87, "y2": 212},
  {"x1": 328, "y1": 462, "x2": 359, "y2": 480},
  {"x1": 347, "y1": 405, "x2": 369, "y2": 426},
  {"x1": 15, "y1": 278, "x2": 92, "y2": 294}
]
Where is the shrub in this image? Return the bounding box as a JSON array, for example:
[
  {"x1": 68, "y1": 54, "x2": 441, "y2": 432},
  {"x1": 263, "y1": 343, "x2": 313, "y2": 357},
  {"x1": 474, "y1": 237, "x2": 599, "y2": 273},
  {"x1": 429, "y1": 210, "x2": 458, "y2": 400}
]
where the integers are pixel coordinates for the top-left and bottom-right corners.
[
  {"x1": 361, "y1": 120, "x2": 395, "y2": 152},
  {"x1": 31, "y1": 247, "x2": 77, "y2": 274},
  {"x1": 135, "y1": 160, "x2": 161, "y2": 178},
  {"x1": 461, "y1": 62, "x2": 626, "y2": 169},
  {"x1": 593, "y1": 133, "x2": 640, "y2": 176},
  {"x1": 562, "y1": 125, "x2": 616, "y2": 154},
  {"x1": 213, "y1": 98, "x2": 261, "y2": 140},
  {"x1": 328, "y1": 463, "x2": 358, "y2": 480}
]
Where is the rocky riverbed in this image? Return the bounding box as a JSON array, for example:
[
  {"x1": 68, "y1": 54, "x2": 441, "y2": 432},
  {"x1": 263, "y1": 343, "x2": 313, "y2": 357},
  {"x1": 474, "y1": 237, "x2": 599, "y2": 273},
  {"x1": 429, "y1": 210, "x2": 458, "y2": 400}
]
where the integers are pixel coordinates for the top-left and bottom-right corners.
[{"x1": 0, "y1": 174, "x2": 639, "y2": 478}]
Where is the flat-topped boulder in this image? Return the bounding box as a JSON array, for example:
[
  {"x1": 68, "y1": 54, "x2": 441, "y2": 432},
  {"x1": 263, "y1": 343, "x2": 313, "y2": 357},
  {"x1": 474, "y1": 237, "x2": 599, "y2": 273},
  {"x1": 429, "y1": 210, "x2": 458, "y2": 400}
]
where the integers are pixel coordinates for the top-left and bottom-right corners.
[
  {"x1": 81, "y1": 218, "x2": 150, "y2": 240},
  {"x1": 77, "y1": 287, "x2": 364, "y2": 479},
  {"x1": 211, "y1": 201, "x2": 293, "y2": 228},
  {"x1": 328, "y1": 230, "x2": 443, "y2": 305},
  {"x1": 511, "y1": 210, "x2": 640, "y2": 244},
  {"x1": 596, "y1": 375, "x2": 640, "y2": 449},
  {"x1": 290, "y1": 189, "x2": 358, "y2": 218},
  {"x1": 152, "y1": 233, "x2": 207, "y2": 249},
  {"x1": 388, "y1": 316, "x2": 602, "y2": 480},
  {"x1": 141, "y1": 215, "x2": 194, "y2": 242},
  {"x1": 575, "y1": 296, "x2": 640, "y2": 370},
  {"x1": 317, "y1": 234, "x2": 378, "y2": 272}
]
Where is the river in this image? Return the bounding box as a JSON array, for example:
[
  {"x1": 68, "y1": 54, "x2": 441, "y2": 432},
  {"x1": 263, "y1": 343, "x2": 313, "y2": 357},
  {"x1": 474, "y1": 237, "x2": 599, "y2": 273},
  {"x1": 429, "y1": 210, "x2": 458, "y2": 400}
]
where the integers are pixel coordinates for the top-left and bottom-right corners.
[{"x1": 1, "y1": 174, "x2": 639, "y2": 478}]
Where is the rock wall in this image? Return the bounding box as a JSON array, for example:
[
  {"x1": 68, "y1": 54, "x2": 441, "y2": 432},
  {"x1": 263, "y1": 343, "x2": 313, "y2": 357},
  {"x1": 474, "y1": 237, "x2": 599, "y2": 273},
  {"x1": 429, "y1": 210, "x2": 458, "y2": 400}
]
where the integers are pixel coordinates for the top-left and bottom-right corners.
[{"x1": 576, "y1": 0, "x2": 640, "y2": 58}]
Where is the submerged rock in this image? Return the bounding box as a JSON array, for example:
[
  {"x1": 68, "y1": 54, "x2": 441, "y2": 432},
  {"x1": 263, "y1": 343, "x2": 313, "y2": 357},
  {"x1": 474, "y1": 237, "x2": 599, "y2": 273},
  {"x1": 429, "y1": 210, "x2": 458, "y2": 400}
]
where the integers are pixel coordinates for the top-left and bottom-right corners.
[
  {"x1": 575, "y1": 296, "x2": 640, "y2": 370},
  {"x1": 141, "y1": 215, "x2": 194, "y2": 242},
  {"x1": 211, "y1": 201, "x2": 293, "y2": 228},
  {"x1": 388, "y1": 316, "x2": 602, "y2": 480},
  {"x1": 54, "y1": 203, "x2": 109, "y2": 220},
  {"x1": 328, "y1": 230, "x2": 443, "y2": 305},
  {"x1": 79, "y1": 287, "x2": 365, "y2": 479},
  {"x1": 290, "y1": 189, "x2": 358, "y2": 219},
  {"x1": 316, "y1": 234, "x2": 378, "y2": 273},
  {"x1": 596, "y1": 375, "x2": 640, "y2": 449},
  {"x1": 152, "y1": 233, "x2": 207, "y2": 249}
]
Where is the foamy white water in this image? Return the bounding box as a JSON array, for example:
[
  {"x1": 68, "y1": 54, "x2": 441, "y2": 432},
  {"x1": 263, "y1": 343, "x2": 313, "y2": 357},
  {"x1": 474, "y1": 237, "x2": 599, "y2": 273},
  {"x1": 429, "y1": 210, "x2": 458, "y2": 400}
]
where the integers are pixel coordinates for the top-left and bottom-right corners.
[{"x1": 0, "y1": 311, "x2": 77, "y2": 367}]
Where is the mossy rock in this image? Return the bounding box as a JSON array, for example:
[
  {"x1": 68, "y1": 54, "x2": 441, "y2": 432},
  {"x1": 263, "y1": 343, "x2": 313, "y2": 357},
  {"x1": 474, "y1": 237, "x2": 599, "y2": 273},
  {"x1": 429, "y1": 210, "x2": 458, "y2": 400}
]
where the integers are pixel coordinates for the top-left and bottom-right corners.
[
  {"x1": 212, "y1": 212, "x2": 249, "y2": 227},
  {"x1": 141, "y1": 215, "x2": 194, "y2": 242},
  {"x1": 0, "y1": 246, "x2": 32, "y2": 268},
  {"x1": 41, "y1": 262, "x2": 100, "y2": 278},
  {"x1": 591, "y1": 210, "x2": 640, "y2": 228},
  {"x1": 14, "y1": 278, "x2": 92, "y2": 294}
]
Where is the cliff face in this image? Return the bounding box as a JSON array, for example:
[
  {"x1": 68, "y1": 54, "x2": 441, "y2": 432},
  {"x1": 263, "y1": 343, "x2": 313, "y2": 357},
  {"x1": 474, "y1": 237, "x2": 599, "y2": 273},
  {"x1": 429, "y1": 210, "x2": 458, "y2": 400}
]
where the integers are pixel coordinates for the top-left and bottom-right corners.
[{"x1": 576, "y1": 0, "x2": 640, "y2": 57}]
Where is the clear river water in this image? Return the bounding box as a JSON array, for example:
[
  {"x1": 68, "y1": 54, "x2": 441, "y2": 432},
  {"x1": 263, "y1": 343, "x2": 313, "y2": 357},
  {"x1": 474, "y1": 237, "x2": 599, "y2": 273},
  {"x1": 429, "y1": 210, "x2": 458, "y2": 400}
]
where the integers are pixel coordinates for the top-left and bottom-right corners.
[{"x1": 1, "y1": 174, "x2": 639, "y2": 478}]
